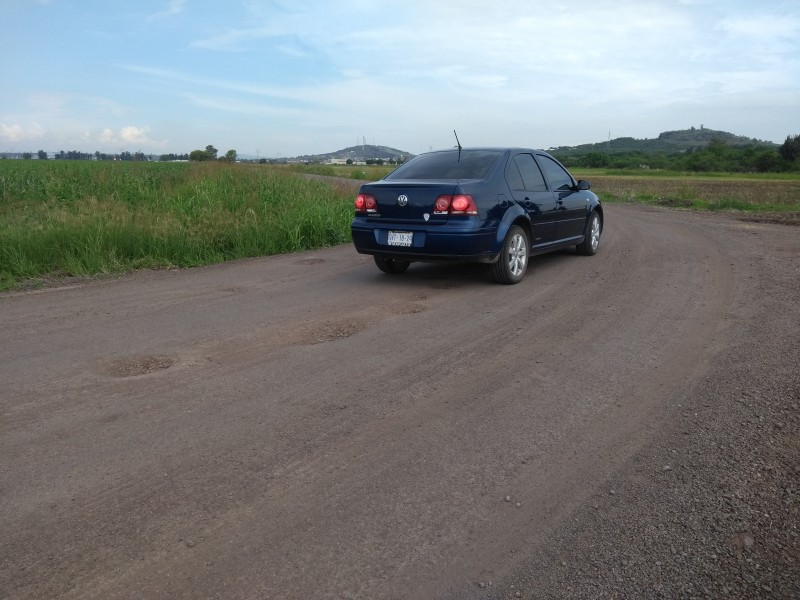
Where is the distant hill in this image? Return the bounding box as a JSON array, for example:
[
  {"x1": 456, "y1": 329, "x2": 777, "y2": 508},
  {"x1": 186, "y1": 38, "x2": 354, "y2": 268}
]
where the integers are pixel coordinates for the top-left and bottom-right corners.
[
  {"x1": 294, "y1": 144, "x2": 414, "y2": 163},
  {"x1": 295, "y1": 129, "x2": 775, "y2": 162},
  {"x1": 550, "y1": 127, "x2": 777, "y2": 156}
]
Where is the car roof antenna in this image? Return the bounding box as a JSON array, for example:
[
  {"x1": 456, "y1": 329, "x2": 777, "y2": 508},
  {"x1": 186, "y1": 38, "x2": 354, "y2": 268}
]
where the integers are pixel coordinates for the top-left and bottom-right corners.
[{"x1": 453, "y1": 130, "x2": 462, "y2": 161}]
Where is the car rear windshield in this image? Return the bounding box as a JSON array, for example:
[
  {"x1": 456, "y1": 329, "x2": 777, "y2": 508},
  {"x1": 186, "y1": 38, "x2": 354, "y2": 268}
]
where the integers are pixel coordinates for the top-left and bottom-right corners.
[{"x1": 385, "y1": 150, "x2": 502, "y2": 180}]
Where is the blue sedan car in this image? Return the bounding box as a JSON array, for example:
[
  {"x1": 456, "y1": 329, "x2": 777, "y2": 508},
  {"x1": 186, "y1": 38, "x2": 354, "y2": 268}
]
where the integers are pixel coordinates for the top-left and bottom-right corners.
[{"x1": 351, "y1": 147, "x2": 603, "y2": 284}]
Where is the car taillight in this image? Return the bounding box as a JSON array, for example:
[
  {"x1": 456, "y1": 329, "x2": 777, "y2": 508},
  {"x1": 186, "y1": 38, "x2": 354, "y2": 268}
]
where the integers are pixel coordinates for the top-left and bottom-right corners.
[
  {"x1": 450, "y1": 195, "x2": 476, "y2": 213},
  {"x1": 434, "y1": 196, "x2": 451, "y2": 213},
  {"x1": 433, "y1": 194, "x2": 477, "y2": 215},
  {"x1": 355, "y1": 193, "x2": 377, "y2": 213}
]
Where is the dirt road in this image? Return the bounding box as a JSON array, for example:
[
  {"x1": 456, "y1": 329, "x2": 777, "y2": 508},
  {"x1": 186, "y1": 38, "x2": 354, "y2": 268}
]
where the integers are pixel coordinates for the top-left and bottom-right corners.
[{"x1": 1, "y1": 204, "x2": 798, "y2": 599}]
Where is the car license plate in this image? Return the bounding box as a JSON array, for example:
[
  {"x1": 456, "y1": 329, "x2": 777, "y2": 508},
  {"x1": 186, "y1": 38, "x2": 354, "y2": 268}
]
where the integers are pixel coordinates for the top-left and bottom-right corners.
[{"x1": 387, "y1": 231, "x2": 413, "y2": 247}]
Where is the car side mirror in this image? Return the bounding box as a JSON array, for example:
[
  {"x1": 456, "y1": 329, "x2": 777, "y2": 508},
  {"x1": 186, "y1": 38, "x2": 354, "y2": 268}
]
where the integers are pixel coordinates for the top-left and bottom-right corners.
[{"x1": 577, "y1": 180, "x2": 591, "y2": 191}]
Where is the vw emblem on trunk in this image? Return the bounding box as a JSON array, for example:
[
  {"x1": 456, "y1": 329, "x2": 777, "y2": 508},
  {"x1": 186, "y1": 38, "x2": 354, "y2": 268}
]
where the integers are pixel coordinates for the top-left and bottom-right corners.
[{"x1": 397, "y1": 194, "x2": 408, "y2": 207}]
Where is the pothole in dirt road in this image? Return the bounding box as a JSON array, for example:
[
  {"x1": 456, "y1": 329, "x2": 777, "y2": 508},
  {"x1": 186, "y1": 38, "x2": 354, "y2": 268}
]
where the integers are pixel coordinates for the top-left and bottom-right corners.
[
  {"x1": 297, "y1": 320, "x2": 364, "y2": 344},
  {"x1": 282, "y1": 297, "x2": 429, "y2": 346},
  {"x1": 102, "y1": 355, "x2": 175, "y2": 377},
  {"x1": 296, "y1": 257, "x2": 326, "y2": 265},
  {"x1": 389, "y1": 302, "x2": 426, "y2": 315}
]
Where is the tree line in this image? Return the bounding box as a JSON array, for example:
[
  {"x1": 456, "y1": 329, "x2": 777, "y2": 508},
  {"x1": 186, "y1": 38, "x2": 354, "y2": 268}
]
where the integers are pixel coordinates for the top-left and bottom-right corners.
[
  {"x1": 17, "y1": 135, "x2": 800, "y2": 173},
  {"x1": 553, "y1": 135, "x2": 800, "y2": 173},
  {"x1": 21, "y1": 150, "x2": 180, "y2": 161},
  {"x1": 187, "y1": 145, "x2": 237, "y2": 162},
  {"x1": 18, "y1": 144, "x2": 235, "y2": 163}
]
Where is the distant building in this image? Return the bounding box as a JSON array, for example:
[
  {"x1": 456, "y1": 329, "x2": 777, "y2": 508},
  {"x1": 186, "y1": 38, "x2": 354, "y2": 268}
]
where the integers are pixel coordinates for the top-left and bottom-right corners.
[{"x1": 325, "y1": 157, "x2": 366, "y2": 165}]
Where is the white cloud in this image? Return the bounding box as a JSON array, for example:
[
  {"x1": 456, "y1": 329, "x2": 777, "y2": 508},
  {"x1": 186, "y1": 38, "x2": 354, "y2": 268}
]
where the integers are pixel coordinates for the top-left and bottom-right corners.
[
  {"x1": 184, "y1": 94, "x2": 307, "y2": 118},
  {"x1": 120, "y1": 126, "x2": 151, "y2": 144},
  {"x1": 96, "y1": 126, "x2": 166, "y2": 148},
  {"x1": 99, "y1": 128, "x2": 115, "y2": 144},
  {"x1": 149, "y1": 0, "x2": 186, "y2": 21},
  {"x1": 718, "y1": 13, "x2": 800, "y2": 39},
  {"x1": 0, "y1": 123, "x2": 45, "y2": 143},
  {"x1": 120, "y1": 64, "x2": 316, "y2": 105},
  {"x1": 1, "y1": 124, "x2": 26, "y2": 142}
]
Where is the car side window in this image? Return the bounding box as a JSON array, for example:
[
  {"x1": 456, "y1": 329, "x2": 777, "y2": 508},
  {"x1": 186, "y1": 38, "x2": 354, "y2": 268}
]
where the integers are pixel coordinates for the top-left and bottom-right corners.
[
  {"x1": 536, "y1": 155, "x2": 574, "y2": 191},
  {"x1": 512, "y1": 154, "x2": 547, "y2": 191},
  {"x1": 506, "y1": 161, "x2": 525, "y2": 191}
]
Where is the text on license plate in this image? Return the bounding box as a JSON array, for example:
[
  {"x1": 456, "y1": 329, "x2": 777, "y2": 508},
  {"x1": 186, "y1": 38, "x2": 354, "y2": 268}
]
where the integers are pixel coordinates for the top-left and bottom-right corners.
[{"x1": 387, "y1": 231, "x2": 413, "y2": 247}]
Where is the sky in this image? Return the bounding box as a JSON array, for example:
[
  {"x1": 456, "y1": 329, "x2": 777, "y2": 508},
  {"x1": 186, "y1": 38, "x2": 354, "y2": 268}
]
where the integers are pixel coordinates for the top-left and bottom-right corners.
[{"x1": 1, "y1": 0, "x2": 799, "y2": 158}]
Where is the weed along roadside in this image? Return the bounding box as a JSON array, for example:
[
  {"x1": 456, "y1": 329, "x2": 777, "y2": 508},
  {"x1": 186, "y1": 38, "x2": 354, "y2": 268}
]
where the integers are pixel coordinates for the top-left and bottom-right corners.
[
  {"x1": 1, "y1": 160, "x2": 798, "y2": 291},
  {"x1": 0, "y1": 161, "x2": 354, "y2": 290}
]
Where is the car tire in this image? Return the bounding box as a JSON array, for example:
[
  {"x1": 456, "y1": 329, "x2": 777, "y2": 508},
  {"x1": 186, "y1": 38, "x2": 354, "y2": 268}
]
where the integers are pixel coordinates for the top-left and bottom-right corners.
[
  {"x1": 491, "y1": 225, "x2": 528, "y2": 284},
  {"x1": 374, "y1": 256, "x2": 410, "y2": 274},
  {"x1": 576, "y1": 211, "x2": 601, "y2": 256}
]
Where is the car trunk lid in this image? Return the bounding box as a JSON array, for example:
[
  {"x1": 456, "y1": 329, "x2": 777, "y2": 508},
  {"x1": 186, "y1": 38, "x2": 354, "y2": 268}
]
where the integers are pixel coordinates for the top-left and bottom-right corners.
[{"x1": 360, "y1": 181, "x2": 461, "y2": 224}]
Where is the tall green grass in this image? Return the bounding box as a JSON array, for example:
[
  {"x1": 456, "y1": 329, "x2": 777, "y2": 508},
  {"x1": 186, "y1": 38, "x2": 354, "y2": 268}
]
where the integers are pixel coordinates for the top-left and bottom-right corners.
[
  {"x1": 570, "y1": 170, "x2": 800, "y2": 214},
  {"x1": 288, "y1": 163, "x2": 394, "y2": 181},
  {"x1": 0, "y1": 161, "x2": 355, "y2": 290}
]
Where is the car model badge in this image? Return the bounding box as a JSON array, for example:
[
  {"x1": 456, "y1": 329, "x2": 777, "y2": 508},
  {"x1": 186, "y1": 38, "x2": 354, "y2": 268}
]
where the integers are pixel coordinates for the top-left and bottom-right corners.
[
  {"x1": 397, "y1": 194, "x2": 408, "y2": 207},
  {"x1": 424, "y1": 213, "x2": 430, "y2": 221}
]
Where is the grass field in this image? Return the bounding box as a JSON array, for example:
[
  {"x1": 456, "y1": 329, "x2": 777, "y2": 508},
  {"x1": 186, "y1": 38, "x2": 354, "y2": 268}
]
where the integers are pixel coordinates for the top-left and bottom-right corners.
[
  {"x1": 571, "y1": 169, "x2": 800, "y2": 214},
  {"x1": 288, "y1": 163, "x2": 393, "y2": 181},
  {"x1": 1, "y1": 160, "x2": 798, "y2": 291},
  {"x1": 0, "y1": 160, "x2": 354, "y2": 290}
]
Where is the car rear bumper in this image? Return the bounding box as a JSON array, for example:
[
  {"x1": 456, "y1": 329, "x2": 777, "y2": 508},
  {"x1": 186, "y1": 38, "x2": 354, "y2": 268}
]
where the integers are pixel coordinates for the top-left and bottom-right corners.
[{"x1": 351, "y1": 221, "x2": 499, "y2": 262}]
